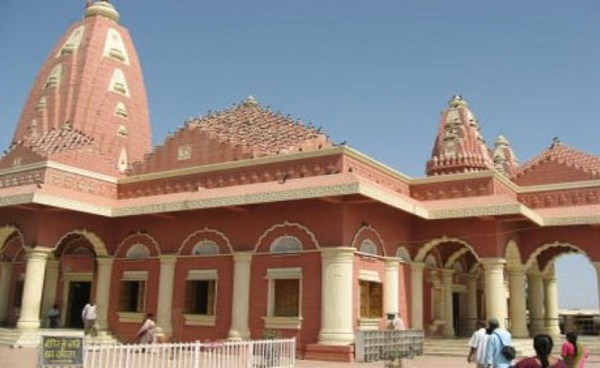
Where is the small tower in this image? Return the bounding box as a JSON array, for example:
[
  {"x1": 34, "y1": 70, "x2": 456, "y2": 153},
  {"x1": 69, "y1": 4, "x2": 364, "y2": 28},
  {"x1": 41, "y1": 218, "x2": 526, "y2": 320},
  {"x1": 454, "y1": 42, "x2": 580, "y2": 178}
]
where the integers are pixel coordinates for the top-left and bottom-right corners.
[
  {"x1": 11, "y1": 0, "x2": 151, "y2": 174},
  {"x1": 492, "y1": 135, "x2": 519, "y2": 177},
  {"x1": 426, "y1": 95, "x2": 494, "y2": 176}
]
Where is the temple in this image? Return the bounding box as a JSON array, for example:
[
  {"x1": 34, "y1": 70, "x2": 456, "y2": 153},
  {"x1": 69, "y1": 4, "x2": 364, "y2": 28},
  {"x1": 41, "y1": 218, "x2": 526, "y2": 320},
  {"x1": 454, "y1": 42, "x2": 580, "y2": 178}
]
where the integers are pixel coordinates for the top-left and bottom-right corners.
[{"x1": 1, "y1": 1, "x2": 600, "y2": 362}]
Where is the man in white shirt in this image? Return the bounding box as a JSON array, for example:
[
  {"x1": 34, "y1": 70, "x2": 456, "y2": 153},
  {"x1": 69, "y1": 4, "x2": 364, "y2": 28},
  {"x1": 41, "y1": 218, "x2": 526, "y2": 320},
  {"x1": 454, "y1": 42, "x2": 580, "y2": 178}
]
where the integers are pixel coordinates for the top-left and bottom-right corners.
[
  {"x1": 467, "y1": 321, "x2": 488, "y2": 368},
  {"x1": 81, "y1": 301, "x2": 97, "y2": 337}
]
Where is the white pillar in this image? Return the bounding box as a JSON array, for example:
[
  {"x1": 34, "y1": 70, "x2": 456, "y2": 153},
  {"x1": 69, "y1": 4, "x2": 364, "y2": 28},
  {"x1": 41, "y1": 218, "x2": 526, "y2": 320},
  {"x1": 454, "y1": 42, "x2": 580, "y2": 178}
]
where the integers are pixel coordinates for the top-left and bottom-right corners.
[
  {"x1": 441, "y1": 269, "x2": 455, "y2": 337},
  {"x1": 41, "y1": 259, "x2": 60, "y2": 327},
  {"x1": 543, "y1": 267, "x2": 560, "y2": 336},
  {"x1": 528, "y1": 271, "x2": 544, "y2": 336},
  {"x1": 410, "y1": 262, "x2": 425, "y2": 330},
  {"x1": 0, "y1": 261, "x2": 13, "y2": 324},
  {"x1": 507, "y1": 265, "x2": 528, "y2": 338},
  {"x1": 157, "y1": 255, "x2": 177, "y2": 337},
  {"x1": 384, "y1": 259, "x2": 400, "y2": 317},
  {"x1": 95, "y1": 257, "x2": 113, "y2": 331},
  {"x1": 318, "y1": 247, "x2": 355, "y2": 345},
  {"x1": 17, "y1": 246, "x2": 51, "y2": 330},
  {"x1": 228, "y1": 252, "x2": 252, "y2": 340},
  {"x1": 481, "y1": 258, "x2": 507, "y2": 329},
  {"x1": 466, "y1": 274, "x2": 478, "y2": 333}
]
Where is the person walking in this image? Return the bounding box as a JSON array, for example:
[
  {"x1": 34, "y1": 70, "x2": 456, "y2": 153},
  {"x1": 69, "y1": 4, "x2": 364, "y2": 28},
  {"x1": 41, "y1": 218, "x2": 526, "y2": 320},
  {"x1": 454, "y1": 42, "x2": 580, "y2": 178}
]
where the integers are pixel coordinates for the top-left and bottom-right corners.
[
  {"x1": 467, "y1": 320, "x2": 488, "y2": 368},
  {"x1": 513, "y1": 334, "x2": 567, "y2": 368},
  {"x1": 81, "y1": 301, "x2": 97, "y2": 337},
  {"x1": 136, "y1": 313, "x2": 157, "y2": 344},
  {"x1": 484, "y1": 318, "x2": 513, "y2": 368},
  {"x1": 562, "y1": 332, "x2": 588, "y2": 368}
]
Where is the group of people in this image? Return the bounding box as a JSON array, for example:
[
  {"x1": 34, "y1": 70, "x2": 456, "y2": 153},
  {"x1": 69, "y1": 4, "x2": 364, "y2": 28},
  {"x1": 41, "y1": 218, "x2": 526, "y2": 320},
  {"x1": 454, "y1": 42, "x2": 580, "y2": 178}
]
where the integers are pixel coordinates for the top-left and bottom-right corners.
[{"x1": 468, "y1": 318, "x2": 588, "y2": 368}]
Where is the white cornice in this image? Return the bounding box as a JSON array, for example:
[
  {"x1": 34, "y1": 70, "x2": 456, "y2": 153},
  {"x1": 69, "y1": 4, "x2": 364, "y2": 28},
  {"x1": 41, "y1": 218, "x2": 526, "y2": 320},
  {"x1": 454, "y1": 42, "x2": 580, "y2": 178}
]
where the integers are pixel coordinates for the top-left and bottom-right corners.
[
  {"x1": 0, "y1": 160, "x2": 118, "y2": 183},
  {"x1": 120, "y1": 146, "x2": 347, "y2": 184},
  {"x1": 112, "y1": 181, "x2": 362, "y2": 217},
  {"x1": 33, "y1": 192, "x2": 113, "y2": 216},
  {"x1": 356, "y1": 182, "x2": 428, "y2": 218},
  {"x1": 517, "y1": 179, "x2": 600, "y2": 194}
]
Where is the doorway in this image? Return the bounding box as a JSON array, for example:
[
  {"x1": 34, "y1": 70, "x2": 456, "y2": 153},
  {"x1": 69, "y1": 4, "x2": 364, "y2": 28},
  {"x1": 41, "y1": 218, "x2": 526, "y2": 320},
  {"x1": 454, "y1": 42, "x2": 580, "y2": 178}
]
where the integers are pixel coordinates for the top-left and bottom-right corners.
[
  {"x1": 453, "y1": 292, "x2": 461, "y2": 336},
  {"x1": 66, "y1": 281, "x2": 91, "y2": 328}
]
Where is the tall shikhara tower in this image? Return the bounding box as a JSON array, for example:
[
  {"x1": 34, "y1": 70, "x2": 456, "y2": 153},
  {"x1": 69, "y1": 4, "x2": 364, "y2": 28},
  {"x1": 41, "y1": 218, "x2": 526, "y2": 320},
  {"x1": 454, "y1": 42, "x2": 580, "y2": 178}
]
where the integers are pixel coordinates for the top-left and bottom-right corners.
[{"x1": 8, "y1": 0, "x2": 151, "y2": 175}]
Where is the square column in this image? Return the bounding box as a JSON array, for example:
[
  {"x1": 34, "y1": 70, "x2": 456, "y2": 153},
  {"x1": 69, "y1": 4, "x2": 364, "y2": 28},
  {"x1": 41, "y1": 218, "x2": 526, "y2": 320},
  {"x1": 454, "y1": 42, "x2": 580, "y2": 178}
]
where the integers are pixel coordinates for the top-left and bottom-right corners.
[
  {"x1": 95, "y1": 257, "x2": 113, "y2": 331},
  {"x1": 507, "y1": 265, "x2": 528, "y2": 338},
  {"x1": 481, "y1": 258, "x2": 507, "y2": 329},
  {"x1": 157, "y1": 255, "x2": 177, "y2": 337},
  {"x1": 228, "y1": 252, "x2": 252, "y2": 340},
  {"x1": 410, "y1": 262, "x2": 425, "y2": 330},
  {"x1": 17, "y1": 246, "x2": 52, "y2": 330},
  {"x1": 441, "y1": 269, "x2": 455, "y2": 337},
  {"x1": 318, "y1": 247, "x2": 355, "y2": 345},
  {"x1": 0, "y1": 262, "x2": 13, "y2": 324}
]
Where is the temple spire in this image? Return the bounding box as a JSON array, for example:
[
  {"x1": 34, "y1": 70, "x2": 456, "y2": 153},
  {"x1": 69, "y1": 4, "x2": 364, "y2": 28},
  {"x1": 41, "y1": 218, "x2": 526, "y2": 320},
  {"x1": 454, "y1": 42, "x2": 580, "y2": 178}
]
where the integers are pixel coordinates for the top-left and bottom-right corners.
[{"x1": 426, "y1": 95, "x2": 494, "y2": 176}]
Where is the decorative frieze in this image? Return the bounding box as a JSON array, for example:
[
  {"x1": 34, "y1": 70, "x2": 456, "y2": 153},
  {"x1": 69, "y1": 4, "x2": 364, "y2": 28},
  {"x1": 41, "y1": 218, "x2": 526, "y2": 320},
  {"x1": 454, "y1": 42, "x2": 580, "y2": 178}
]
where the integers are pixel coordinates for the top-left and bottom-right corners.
[
  {"x1": 411, "y1": 178, "x2": 493, "y2": 201},
  {"x1": 518, "y1": 188, "x2": 600, "y2": 209}
]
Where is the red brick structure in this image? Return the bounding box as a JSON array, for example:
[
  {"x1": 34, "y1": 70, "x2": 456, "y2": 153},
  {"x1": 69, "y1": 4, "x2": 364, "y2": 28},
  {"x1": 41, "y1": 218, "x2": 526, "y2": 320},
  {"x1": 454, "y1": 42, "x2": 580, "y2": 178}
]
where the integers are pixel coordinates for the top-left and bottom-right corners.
[{"x1": 1, "y1": 1, "x2": 600, "y2": 362}]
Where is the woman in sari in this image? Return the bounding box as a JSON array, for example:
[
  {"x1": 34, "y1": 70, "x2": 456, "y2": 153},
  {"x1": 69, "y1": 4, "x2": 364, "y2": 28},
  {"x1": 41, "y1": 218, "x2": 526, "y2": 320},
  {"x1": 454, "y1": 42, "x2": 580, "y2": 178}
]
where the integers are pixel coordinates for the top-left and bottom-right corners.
[
  {"x1": 136, "y1": 313, "x2": 157, "y2": 344},
  {"x1": 513, "y1": 334, "x2": 567, "y2": 368},
  {"x1": 562, "y1": 332, "x2": 588, "y2": 368}
]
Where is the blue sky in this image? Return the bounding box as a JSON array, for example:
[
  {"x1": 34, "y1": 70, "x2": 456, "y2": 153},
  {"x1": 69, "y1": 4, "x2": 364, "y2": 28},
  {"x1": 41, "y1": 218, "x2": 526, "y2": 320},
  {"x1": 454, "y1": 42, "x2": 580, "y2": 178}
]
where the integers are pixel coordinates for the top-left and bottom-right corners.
[{"x1": 1, "y1": 1, "x2": 599, "y2": 309}]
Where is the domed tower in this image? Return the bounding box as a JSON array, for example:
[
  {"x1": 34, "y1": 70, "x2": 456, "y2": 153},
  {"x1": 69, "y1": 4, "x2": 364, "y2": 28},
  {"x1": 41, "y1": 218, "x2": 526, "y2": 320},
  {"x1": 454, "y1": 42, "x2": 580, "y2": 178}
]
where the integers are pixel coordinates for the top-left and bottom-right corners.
[
  {"x1": 11, "y1": 0, "x2": 151, "y2": 174},
  {"x1": 426, "y1": 95, "x2": 494, "y2": 176},
  {"x1": 492, "y1": 135, "x2": 519, "y2": 177}
]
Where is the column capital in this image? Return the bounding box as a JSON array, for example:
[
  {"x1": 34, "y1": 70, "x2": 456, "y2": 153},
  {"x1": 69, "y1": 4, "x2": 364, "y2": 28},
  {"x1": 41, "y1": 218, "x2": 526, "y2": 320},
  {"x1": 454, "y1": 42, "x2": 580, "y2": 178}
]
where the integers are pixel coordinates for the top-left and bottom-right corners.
[
  {"x1": 480, "y1": 257, "x2": 506, "y2": 271},
  {"x1": 96, "y1": 256, "x2": 114, "y2": 266},
  {"x1": 385, "y1": 258, "x2": 400, "y2": 270},
  {"x1": 26, "y1": 246, "x2": 53, "y2": 260},
  {"x1": 441, "y1": 268, "x2": 455, "y2": 277},
  {"x1": 410, "y1": 262, "x2": 426, "y2": 272},
  {"x1": 320, "y1": 247, "x2": 355, "y2": 262},
  {"x1": 233, "y1": 252, "x2": 253, "y2": 263},
  {"x1": 159, "y1": 254, "x2": 178, "y2": 265}
]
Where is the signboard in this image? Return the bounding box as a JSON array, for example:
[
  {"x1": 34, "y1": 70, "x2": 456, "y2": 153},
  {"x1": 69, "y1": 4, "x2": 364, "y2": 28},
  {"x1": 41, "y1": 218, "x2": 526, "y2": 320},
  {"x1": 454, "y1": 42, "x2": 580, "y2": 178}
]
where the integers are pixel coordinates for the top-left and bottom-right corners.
[{"x1": 40, "y1": 336, "x2": 83, "y2": 366}]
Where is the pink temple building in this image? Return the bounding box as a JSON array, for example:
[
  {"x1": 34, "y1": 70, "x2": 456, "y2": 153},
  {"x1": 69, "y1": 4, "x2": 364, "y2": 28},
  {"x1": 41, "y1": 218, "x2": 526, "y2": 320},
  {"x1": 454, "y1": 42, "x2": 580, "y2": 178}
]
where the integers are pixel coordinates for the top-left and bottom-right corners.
[{"x1": 2, "y1": 1, "x2": 600, "y2": 362}]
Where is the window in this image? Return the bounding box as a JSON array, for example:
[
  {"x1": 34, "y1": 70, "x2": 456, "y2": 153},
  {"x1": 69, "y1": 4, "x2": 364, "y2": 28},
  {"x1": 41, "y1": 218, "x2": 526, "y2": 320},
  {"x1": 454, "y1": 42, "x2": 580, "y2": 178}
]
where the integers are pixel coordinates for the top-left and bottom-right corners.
[
  {"x1": 263, "y1": 268, "x2": 303, "y2": 329},
  {"x1": 184, "y1": 270, "x2": 218, "y2": 326},
  {"x1": 273, "y1": 279, "x2": 300, "y2": 317},
  {"x1": 118, "y1": 271, "x2": 147, "y2": 315},
  {"x1": 185, "y1": 280, "x2": 216, "y2": 315},
  {"x1": 192, "y1": 241, "x2": 218, "y2": 255},
  {"x1": 359, "y1": 239, "x2": 378, "y2": 255},
  {"x1": 119, "y1": 280, "x2": 145, "y2": 312},
  {"x1": 359, "y1": 280, "x2": 382, "y2": 318},
  {"x1": 270, "y1": 236, "x2": 302, "y2": 253},
  {"x1": 109, "y1": 68, "x2": 129, "y2": 96}
]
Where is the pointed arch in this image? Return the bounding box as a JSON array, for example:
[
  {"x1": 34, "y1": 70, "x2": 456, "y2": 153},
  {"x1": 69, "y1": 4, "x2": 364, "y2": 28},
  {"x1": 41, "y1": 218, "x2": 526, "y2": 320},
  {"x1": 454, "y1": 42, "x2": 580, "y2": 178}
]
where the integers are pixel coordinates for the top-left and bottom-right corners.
[
  {"x1": 0, "y1": 225, "x2": 25, "y2": 252},
  {"x1": 445, "y1": 248, "x2": 471, "y2": 268},
  {"x1": 415, "y1": 235, "x2": 480, "y2": 263},
  {"x1": 53, "y1": 229, "x2": 108, "y2": 257},
  {"x1": 254, "y1": 221, "x2": 319, "y2": 253},
  {"x1": 525, "y1": 241, "x2": 589, "y2": 274}
]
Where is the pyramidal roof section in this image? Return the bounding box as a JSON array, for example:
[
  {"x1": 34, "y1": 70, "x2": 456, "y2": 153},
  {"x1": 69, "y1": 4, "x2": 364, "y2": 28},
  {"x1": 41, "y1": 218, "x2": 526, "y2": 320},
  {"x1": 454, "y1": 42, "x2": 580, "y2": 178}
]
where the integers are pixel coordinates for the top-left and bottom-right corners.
[
  {"x1": 130, "y1": 97, "x2": 334, "y2": 175},
  {"x1": 492, "y1": 134, "x2": 519, "y2": 178},
  {"x1": 513, "y1": 138, "x2": 600, "y2": 185},
  {"x1": 426, "y1": 95, "x2": 495, "y2": 176},
  {"x1": 9, "y1": 0, "x2": 151, "y2": 175}
]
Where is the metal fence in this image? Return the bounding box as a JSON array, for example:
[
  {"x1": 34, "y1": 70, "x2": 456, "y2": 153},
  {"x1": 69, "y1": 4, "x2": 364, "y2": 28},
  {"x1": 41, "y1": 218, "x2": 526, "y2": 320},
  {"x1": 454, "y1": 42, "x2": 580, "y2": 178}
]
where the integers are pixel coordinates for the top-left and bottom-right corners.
[
  {"x1": 82, "y1": 338, "x2": 296, "y2": 368},
  {"x1": 355, "y1": 329, "x2": 424, "y2": 363}
]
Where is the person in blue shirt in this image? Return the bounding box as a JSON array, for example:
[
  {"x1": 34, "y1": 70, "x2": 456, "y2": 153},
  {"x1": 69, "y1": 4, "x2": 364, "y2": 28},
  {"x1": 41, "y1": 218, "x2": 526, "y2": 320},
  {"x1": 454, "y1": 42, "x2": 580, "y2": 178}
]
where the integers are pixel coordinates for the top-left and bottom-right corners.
[{"x1": 485, "y1": 318, "x2": 513, "y2": 368}]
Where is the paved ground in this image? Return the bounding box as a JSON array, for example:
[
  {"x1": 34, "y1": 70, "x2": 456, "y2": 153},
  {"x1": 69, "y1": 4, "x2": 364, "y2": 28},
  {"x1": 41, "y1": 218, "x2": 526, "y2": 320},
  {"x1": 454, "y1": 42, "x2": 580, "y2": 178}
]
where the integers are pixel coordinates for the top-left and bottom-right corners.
[{"x1": 2, "y1": 345, "x2": 600, "y2": 367}]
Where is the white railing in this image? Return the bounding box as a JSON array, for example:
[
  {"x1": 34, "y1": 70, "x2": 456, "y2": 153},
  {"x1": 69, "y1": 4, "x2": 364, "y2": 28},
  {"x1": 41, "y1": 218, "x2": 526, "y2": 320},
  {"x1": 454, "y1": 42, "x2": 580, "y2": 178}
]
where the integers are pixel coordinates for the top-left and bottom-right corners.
[{"x1": 84, "y1": 338, "x2": 296, "y2": 368}]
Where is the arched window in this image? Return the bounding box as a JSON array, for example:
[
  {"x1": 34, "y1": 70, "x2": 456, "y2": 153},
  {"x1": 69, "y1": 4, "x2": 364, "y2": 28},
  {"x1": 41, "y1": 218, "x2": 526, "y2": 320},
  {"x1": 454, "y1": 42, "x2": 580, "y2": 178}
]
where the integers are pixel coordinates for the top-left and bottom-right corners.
[
  {"x1": 126, "y1": 244, "x2": 149, "y2": 259},
  {"x1": 57, "y1": 25, "x2": 84, "y2": 57},
  {"x1": 395, "y1": 247, "x2": 411, "y2": 262},
  {"x1": 45, "y1": 64, "x2": 62, "y2": 89},
  {"x1": 192, "y1": 241, "x2": 219, "y2": 256},
  {"x1": 359, "y1": 239, "x2": 378, "y2": 255},
  {"x1": 270, "y1": 236, "x2": 302, "y2": 253},
  {"x1": 115, "y1": 102, "x2": 128, "y2": 118}
]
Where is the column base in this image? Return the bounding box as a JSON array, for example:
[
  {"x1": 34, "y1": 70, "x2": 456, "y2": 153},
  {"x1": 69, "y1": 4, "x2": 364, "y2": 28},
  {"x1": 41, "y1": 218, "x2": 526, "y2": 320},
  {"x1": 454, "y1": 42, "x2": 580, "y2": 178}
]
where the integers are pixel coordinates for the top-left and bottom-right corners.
[
  {"x1": 16, "y1": 319, "x2": 40, "y2": 331},
  {"x1": 318, "y1": 330, "x2": 355, "y2": 346},
  {"x1": 305, "y1": 343, "x2": 354, "y2": 362}
]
